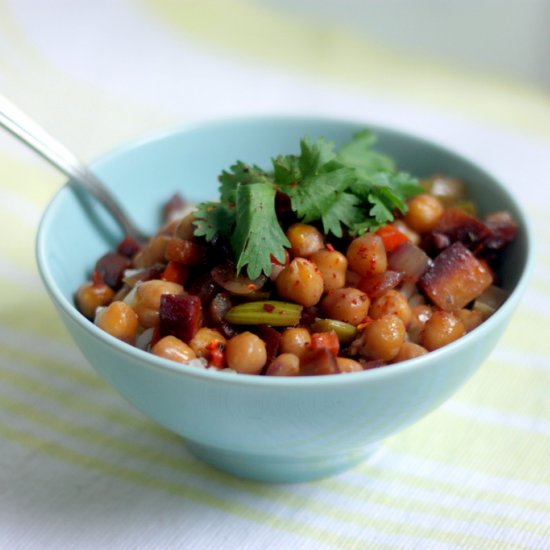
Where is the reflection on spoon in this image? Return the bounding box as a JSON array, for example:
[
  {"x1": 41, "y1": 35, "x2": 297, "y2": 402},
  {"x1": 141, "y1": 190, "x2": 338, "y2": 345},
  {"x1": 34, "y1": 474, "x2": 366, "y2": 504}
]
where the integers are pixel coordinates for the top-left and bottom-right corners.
[{"x1": 0, "y1": 94, "x2": 148, "y2": 243}]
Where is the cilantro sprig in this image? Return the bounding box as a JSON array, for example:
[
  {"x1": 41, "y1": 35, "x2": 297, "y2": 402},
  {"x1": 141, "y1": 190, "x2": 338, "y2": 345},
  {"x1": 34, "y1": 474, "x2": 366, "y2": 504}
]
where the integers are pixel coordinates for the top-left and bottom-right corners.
[{"x1": 192, "y1": 130, "x2": 422, "y2": 279}]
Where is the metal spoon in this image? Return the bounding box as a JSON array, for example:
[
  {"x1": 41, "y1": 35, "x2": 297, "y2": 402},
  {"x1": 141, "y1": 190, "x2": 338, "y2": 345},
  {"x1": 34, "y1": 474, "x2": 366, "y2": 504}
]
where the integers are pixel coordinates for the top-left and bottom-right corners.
[{"x1": 0, "y1": 93, "x2": 148, "y2": 242}]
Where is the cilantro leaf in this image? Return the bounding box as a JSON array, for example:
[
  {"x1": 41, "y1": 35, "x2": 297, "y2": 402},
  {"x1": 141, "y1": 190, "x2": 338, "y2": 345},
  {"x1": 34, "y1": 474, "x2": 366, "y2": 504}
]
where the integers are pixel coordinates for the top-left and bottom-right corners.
[
  {"x1": 231, "y1": 182, "x2": 290, "y2": 279},
  {"x1": 272, "y1": 154, "x2": 300, "y2": 186},
  {"x1": 193, "y1": 202, "x2": 235, "y2": 241},
  {"x1": 320, "y1": 192, "x2": 364, "y2": 237},
  {"x1": 387, "y1": 171, "x2": 423, "y2": 201},
  {"x1": 283, "y1": 167, "x2": 354, "y2": 223},
  {"x1": 192, "y1": 128, "x2": 423, "y2": 278},
  {"x1": 368, "y1": 192, "x2": 395, "y2": 225},
  {"x1": 219, "y1": 161, "x2": 269, "y2": 203},
  {"x1": 298, "y1": 136, "x2": 336, "y2": 176},
  {"x1": 337, "y1": 129, "x2": 395, "y2": 174}
]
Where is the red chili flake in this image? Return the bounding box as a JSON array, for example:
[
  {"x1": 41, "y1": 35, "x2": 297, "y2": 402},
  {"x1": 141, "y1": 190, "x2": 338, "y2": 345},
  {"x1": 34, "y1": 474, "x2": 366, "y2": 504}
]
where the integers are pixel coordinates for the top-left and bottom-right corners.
[
  {"x1": 263, "y1": 303, "x2": 275, "y2": 313},
  {"x1": 357, "y1": 317, "x2": 374, "y2": 331},
  {"x1": 326, "y1": 243, "x2": 335, "y2": 252},
  {"x1": 247, "y1": 283, "x2": 257, "y2": 290}
]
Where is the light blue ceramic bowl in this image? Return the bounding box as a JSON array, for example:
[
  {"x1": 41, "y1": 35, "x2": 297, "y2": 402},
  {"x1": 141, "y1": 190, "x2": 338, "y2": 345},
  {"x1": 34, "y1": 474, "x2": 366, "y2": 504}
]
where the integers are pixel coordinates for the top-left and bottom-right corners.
[{"x1": 36, "y1": 116, "x2": 533, "y2": 483}]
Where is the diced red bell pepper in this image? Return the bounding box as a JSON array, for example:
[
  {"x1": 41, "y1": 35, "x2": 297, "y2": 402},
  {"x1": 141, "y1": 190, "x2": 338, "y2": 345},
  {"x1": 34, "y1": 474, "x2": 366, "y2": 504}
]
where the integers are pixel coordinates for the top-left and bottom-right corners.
[
  {"x1": 300, "y1": 348, "x2": 339, "y2": 375},
  {"x1": 376, "y1": 224, "x2": 410, "y2": 252},
  {"x1": 161, "y1": 261, "x2": 189, "y2": 286},
  {"x1": 206, "y1": 340, "x2": 225, "y2": 368},
  {"x1": 309, "y1": 330, "x2": 340, "y2": 357}
]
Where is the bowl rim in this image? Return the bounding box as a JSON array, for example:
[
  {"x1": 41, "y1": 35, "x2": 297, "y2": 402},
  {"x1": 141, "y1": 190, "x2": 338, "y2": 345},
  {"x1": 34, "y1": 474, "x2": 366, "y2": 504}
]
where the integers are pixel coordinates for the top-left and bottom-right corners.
[{"x1": 35, "y1": 114, "x2": 536, "y2": 388}]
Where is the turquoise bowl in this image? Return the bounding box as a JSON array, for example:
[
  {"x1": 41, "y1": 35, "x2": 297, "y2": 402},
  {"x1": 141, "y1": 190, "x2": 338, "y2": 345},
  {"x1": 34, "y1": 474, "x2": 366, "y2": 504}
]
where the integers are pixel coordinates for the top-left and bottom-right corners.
[{"x1": 36, "y1": 116, "x2": 533, "y2": 483}]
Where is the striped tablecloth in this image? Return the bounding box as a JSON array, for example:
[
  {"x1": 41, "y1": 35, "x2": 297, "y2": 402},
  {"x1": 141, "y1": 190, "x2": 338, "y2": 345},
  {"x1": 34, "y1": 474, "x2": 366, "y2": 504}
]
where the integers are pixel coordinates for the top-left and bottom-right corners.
[{"x1": 1, "y1": 2, "x2": 549, "y2": 548}]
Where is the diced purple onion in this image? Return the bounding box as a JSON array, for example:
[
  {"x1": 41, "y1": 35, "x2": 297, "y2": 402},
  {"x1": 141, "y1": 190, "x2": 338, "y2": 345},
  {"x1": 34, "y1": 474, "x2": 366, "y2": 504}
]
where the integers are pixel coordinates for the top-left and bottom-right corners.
[{"x1": 387, "y1": 242, "x2": 430, "y2": 282}]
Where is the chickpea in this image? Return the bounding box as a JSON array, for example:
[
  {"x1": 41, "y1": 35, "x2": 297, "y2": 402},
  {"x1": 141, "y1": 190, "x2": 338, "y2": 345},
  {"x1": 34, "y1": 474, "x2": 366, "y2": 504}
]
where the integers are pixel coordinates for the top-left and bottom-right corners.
[
  {"x1": 286, "y1": 223, "x2": 324, "y2": 257},
  {"x1": 369, "y1": 290, "x2": 412, "y2": 327},
  {"x1": 134, "y1": 280, "x2": 184, "y2": 328},
  {"x1": 456, "y1": 308, "x2": 483, "y2": 333},
  {"x1": 225, "y1": 332, "x2": 267, "y2": 375},
  {"x1": 133, "y1": 235, "x2": 170, "y2": 268},
  {"x1": 95, "y1": 301, "x2": 139, "y2": 344},
  {"x1": 360, "y1": 315, "x2": 406, "y2": 361},
  {"x1": 408, "y1": 304, "x2": 433, "y2": 343},
  {"x1": 266, "y1": 353, "x2": 300, "y2": 376},
  {"x1": 269, "y1": 250, "x2": 290, "y2": 281},
  {"x1": 347, "y1": 233, "x2": 387, "y2": 277},
  {"x1": 392, "y1": 219, "x2": 420, "y2": 246},
  {"x1": 321, "y1": 287, "x2": 370, "y2": 326},
  {"x1": 158, "y1": 218, "x2": 179, "y2": 237},
  {"x1": 310, "y1": 249, "x2": 348, "y2": 291},
  {"x1": 280, "y1": 327, "x2": 311, "y2": 358},
  {"x1": 175, "y1": 213, "x2": 196, "y2": 241},
  {"x1": 421, "y1": 310, "x2": 465, "y2": 351},
  {"x1": 76, "y1": 281, "x2": 115, "y2": 319},
  {"x1": 393, "y1": 342, "x2": 428, "y2": 363},
  {"x1": 152, "y1": 335, "x2": 196, "y2": 363},
  {"x1": 189, "y1": 327, "x2": 226, "y2": 358},
  {"x1": 403, "y1": 193, "x2": 444, "y2": 234},
  {"x1": 276, "y1": 258, "x2": 324, "y2": 307},
  {"x1": 336, "y1": 357, "x2": 363, "y2": 373}
]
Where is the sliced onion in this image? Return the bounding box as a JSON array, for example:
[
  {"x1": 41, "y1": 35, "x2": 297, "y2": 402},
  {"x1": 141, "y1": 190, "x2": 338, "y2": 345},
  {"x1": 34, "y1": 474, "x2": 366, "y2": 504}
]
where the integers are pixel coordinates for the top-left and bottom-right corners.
[
  {"x1": 357, "y1": 270, "x2": 404, "y2": 298},
  {"x1": 388, "y1": 242, "x2": 430, "y2": 281},
  {"x1": 136, "y1": 327, "x2": 154, "y2": 350},
  {"x1": 473, "y1": 285, "x2": 508, "y2": 319},
  {"x1": 422, "y1": 175, "x2": 467, "y2": 207},
  {"x1": 211, "y1": 262, "x2": 267, "y2": 295},
  {"x1": 209, "y1": 292, "x2": 233, "y2": 326},
  {"x1": 123, "y1": 265, "x2": 164, "y2": 287}
]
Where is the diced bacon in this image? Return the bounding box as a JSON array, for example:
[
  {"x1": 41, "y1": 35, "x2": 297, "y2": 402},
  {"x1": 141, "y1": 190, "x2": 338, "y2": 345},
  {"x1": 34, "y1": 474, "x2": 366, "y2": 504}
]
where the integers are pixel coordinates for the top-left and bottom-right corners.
[
  {"x1": 116, "y1": 236, "x2": 142, "y2": 258},
  {"x1": 419, "y1": 241, "x2": 493, "y2": 312},
  {"x1": 95, "y1": 252, "x2": 131, "y2": 290},
  {"x1": 434, "y1": 207, "x2": 491, "y2": 249},
  {"x1": 165, "y1": 238, "x2": 207, "y2": 265},
  {"x1": 256, "y1": 326, "x2": 281, "y2": 367},
  {"x1": 484, "y1": 211, "x2": 518, "y2": 250},
  {"x1": 163, "y1": 193, "x2": 186, "y2": 221}
]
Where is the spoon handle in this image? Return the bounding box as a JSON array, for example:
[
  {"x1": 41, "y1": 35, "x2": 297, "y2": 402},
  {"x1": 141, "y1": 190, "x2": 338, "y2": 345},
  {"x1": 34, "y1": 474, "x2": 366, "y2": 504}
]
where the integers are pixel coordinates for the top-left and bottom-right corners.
[{"x1": 0, "y1": 94, "x2": 148, "y2": 242}]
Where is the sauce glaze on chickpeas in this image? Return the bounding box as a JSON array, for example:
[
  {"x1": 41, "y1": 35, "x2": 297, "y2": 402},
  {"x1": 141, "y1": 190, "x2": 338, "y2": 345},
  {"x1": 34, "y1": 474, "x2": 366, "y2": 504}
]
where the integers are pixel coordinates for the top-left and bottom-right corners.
[{"x1": 77, "y1": 174, "x2": 516, "y2": 376}]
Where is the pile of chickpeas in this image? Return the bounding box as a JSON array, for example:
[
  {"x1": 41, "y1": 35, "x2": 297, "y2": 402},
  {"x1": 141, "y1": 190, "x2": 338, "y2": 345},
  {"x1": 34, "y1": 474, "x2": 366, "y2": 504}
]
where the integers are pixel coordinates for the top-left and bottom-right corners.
[{"x1": 75, "y1": 187, "x2": 504, "y2": 376}]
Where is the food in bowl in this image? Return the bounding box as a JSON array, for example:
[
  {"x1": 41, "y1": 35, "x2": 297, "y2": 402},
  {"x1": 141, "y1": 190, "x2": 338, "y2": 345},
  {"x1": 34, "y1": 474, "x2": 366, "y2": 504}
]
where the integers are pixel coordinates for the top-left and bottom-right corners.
[
  {"x1": 38, "y1": 116, "x2": 531, "y2": 482},
  {"x1": 75, "y1": 130, "x2": 517, "y2": 376}
]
